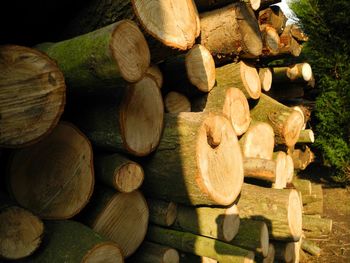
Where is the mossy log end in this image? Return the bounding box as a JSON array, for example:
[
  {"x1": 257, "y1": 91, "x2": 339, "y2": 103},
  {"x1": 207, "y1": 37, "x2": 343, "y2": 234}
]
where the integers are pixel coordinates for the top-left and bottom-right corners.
[
  {"x1": 173, "y1": 204, "x2": 240, "y2": 242},
  {"x1": 147, "y1": 198, "x2": 177, "y2": 227},
  {"x1": 250, "y1": 94, "x2": 304, "y2": 147},
  {"x1": 7, "y1": 122, "x2": 94, "y2": 219},
  {"x1": 21, "y1": 220, "x2": 123, "y2": 263},
  {"x1": 83, "y1": 186, "x2": 149, "y2": 258},
  {"x1": 147, "y1": 225, "x2": 255, "y2": 263},
  {"x1": 142, "y1": 112, "x2": 243, "y2": 206},
  {"x1": 199, "y1": 3, "x2": 262, "y2": 59},
  {"x1": 94, "y1": 153, "x2": 144, "y2": 193},
  {"x1": 0, "y1": 45, "x2": 65, "y2": 148},
  {"x1": 36, "y1": 20, "x2": 150, "y2": 91},
  {"x1": 238, "y1": 183, "x2": 302, "y2": 241},
  {"x1": 129, "y1": 241, "x2": 179, "y2": 263},
  {"x1": 0, "y1": 204, "x2": 44, "y2": 260}
]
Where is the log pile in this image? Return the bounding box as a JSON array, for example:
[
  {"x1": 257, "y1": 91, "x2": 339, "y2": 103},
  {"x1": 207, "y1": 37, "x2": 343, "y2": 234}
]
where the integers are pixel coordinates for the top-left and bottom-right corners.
[{"x1": 0, "y1": 0, "x2": 330, "y2": 262}]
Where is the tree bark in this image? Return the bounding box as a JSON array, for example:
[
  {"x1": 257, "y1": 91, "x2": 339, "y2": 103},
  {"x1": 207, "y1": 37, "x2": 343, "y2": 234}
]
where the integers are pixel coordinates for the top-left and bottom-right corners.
[
  {"x1": 147, "y1": 65, "x2": 163, "y2": 88},
  {"x1": 272, "y1": 63, "x2": 313, "y2": 83},
  {"x1": 194, "y1": 0, "x2": 261, "y2": 12},
  {"x1": 250, "y1": 93, "x2": 304, "y2": 147},
  {"x1": 147, "y1": 225, "x2": 255, "y2": 263},
  {"x1": 71, "y1": 75, "x2": 164, "y2": 157},
  {"x1": 0, "y1": 45, "x2": 65, "y2": 148},
  {"x1": 142, "y1": 112, "x2": 243, "y2": 206},
  {"x1": 274, "y1": 240, "x2": 301, "y2": 263},
  {"x1": 302, "y1": 215, "x2": 332, "y2": 239},
  {"x1": 243, "y1": 158, "x2": 277, "y2": 183},
  {"x1": 199, "y1": 3, "x2": 262, "y2": 60},
  {"x1": 83, "y1": 185, "x2": 149, "y2": 258},
  {"x1": 259, "y1": 67, "x2": 273, "y2": 91},
  {"x1": 36, "y1": 20, "x2": 150, "y2": 90},
  {"x1": 273, "y1": 151, "x2": 288, "y2": 189},
  {"x1": 165, "y1": 92, "x2": 191, "y2": 113},
  {"x1": 172, "y1": 204, "x2": 240, "y2": 242},
  {"x1": 278, "y1": 25, "x2": 302, "y2": 57},
  {"x1": 258, "y1": 5, "x2": 287, "y2": 34},
  {"x1": 301, "y1": 239, "x2": 321, "y2": 256},
  {"x1": 290, "y1": 24, "x2": 309, "y2": 42},
  {"x1": 147, "y1": 198, "x2": 178, "y2": 227},
  {"x1": 0, "y1": 202, "x2": 44, "y2": 260},
  {"x1": 94, "y1": 153, "x2": 144, "y2": 193},
  {"x1": 7, "y1": 122, "x2": 94, "y2": 219},
  {"x1": 238, "y1": 183, "x2": 302, "y2": 241},
  {"x1": 180, "y1": 253, "x2": 217, "y2": 262},
  {"x1": 21, "y1": 220, "x2": 123, "y2": 263},
  {"x1": 297, "y1": 129, "x2": 315, "y2": 144},
  {"x1": 267, "y1": 85, "x2": 304, "y2": 100},
  {"x1": 129, "y1": 241, "x2": 179, "y2": 263}
]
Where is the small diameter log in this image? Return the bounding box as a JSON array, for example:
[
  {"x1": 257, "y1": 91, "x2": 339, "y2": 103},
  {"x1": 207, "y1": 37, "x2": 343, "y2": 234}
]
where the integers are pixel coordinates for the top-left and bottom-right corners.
[
  {"x1": 94, "y1": 153, "x2": 144, "y2": 193},
  {"x1": 239, "y1": 121, "x2": 274, "y2": 160},
  {"x1": 250, "y1": 94, "x2": 304, "y2": 147},
  {"x1": 173, "y1": 204, "x2": 240, "y2": 242},
  {"x1": 199, "y1": 3, "x2": 262, "y2": 59},
  {"x1": 292, "y1": 105, "x2": 311, "y2": 130},
  {"x1": 180, "y1": 253, "x2": 217, "y2": 263},
  {"x1": 260, "y1": 24, "x2": 280, "y2": 56},
  {"x1": 194, "y1": 0, "x2": 261, "y2": 12},
  {"x1": 302, "y1": 215, "x2": 332, "y2": 239},
  {"x1": 8, "y1": 122, "x2": 94, "y2": 219},
  {"x1": 36, "y1": 20, "x2": 150, "y2": 91},
  {"x1": 0, "y1": 45, "x2": 65, "y2": 148},
  {"x1": 147, "y1": 65, "x2": 163, "y2": 88},
  {"x1": 229, "y1": 219, "x2": 269, "y2": 257},
  {"x1": 291, "y1": 146, "x2": 315, "y2": 170},
  {"x1": 0, "y1": 204, "x2": 44, "y2": 260},
  {"x1": 147, "y1": 225, "x2": 255, "y2": 263},
  {"x1": 272, "y1": 63, "x2": 313, "y2": 83},
  {"x1": 147, "y1": 199, "x2": 177, "y2": 227},
  {"x1": 259, "y1": 68, "x2": 273, "y2": 92},
  {"x1": 22, "y1": 220, "x2": 123, "y2": 263},
  {"x1": 273, "y1": 151, "x2": 287, "y2": 189},
  {"x1": 215, "y1": 61, "x2": 261, "y2": 99},
  {"x1": 142, "y1": 112, "x2": 244, "y2": 206},
  {"x1": 84, "y1": 186, "x2": 149, "y2": 257},
  {"x1": 297, "y1": 129, "x2": 315, "y2": 144},
  {"x1": 303, "y1": 184, "x2": 323, "y2": 215},
  {"x1": 258, "y1": 5, "x2": 287, "y2": 34},
  {"x1": 292, "y1": 178, "x2": 312, "y2": 196},
  {"x1": 274, "y1": 240, "x2": 301, "y2": 263},
  {"x1": 279, "y1": 25, "x2": 302, "y2": 57},
  {"x1": 238, "y1": 183, "x2": 302, "y2": 241},
  {"x1": 192, "y1": 87, "x2": 251, "y2": 136},
  {"x1": 267, "y1": 85, "x2": 304, "y2": 101},
  {"x1": 165, "y1": 92, "x2": 191, "y2": 113},
  {"x1": 73, "y1": 75, "x2": 164, "y2": 157},
  {"x1": 301, "y1": 239, "x2": 321, "y2": 256},
  {"x1": 129, "y1": 241, "x2": 179, "y2": 263}
]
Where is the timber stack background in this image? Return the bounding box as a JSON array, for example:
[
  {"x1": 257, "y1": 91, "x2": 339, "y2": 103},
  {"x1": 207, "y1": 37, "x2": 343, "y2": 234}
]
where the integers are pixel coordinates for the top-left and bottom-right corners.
[{"x1": 0, "y1": 0, "x2": 331, "y2": 262}]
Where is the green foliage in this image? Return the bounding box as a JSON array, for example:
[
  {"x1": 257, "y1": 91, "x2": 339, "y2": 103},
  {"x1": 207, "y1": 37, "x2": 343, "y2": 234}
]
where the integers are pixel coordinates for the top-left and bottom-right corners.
[{"x1": 290, "y1": 0, "x2": 350, "y2": 183}]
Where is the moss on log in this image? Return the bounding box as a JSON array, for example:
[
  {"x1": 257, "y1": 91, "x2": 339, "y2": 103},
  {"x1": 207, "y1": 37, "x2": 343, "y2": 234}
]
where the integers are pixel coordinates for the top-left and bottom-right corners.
[{"x1": 302, "y1": 215, "x2": 332, "y2": 239}]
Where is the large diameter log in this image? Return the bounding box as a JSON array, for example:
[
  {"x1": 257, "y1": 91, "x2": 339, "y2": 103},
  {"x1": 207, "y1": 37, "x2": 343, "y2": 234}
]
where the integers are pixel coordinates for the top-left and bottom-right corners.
[
  {"x1": 272, "y1": 63, "x2": 313, "y2": 83},
  {"x1": 0, "y1": 45, "x2": 65, "y2": 148},
  {"x1": 258, "y1": 6, "x2": 287, "y2": 34},
  {"x1": 129, "y1": 241, "x2": 179, "y2": 263},
  {"x1": 259, "y1": 68, "x2": 273, "y2": 92},
  {"x1": 84, "y1": 186, "x2": 149, "y2": 257},
  {"x1": 274, "y1": 240, "x2": 301, "y2": 263},
  {"x1": 199, "y1": 3, "x2": 263, "y2": 59},
  {"x1": 94, "y1": 153, "x2": 144, "y2": 193},
  {"x1": 239, "y1": 121, "x2": 274, "y2": 160},
  {"x1": 173, "y1": 204, "x2": 239, "y2": 242},
  {"x1": 142, "y1": 112, "x2": 243, "y2": 206},
  {"x1": 238, "y1": 183, "x2": 302, "y2": 241},
  {"x1": 147, "y1": 199, "x2": 177, "y2": 227},
  {"x1": 147, "y1": 225, "x2": 255, "y2": 263},
  {"x1": 215, "y1": 61, "x2": 262, "y2": 99},
  {"x1": 194, "y1": 0, "x2": 261, "y2": 12},
  {"x1": 0, "y1": 204, "x2": 44, "y2": 260},
  {"x1": 22, "y1": 220, "x2": 123, "y2": 263},
  {"x1": 36, "y1": 20, "x2": 150, "y2": 90},
  {"x1": 7, "y1": 122, "x2": 94, "y2": 219},
  {"x1": 192, "y1": 87, "x2": 251, "y2": 136},
  {"x1": 165, "y1": 92, "x2": 191, "y2": 113},
  {"x1": 250, "y1": 94, "x2": 304, "y2": 147},
  {"x1": 229, "y1": 219, "x2": 269, "y2": 257},
  {"x1": 73, "y1": 75, "x2": 164, "y2": 157},
  {"x1": 302, "y1": 215, "x2": 332, "y2": 239}
]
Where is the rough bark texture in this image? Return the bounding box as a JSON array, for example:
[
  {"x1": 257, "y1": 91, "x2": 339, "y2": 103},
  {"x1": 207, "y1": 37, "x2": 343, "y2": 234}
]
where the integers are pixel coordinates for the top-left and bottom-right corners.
[
  {"x1": 250, "y1": 94, "x2": 304, "y2": 147},
  {"x1": 142, "y1": 112, "x2": 243, "y2": 206},
  {"x1": 260, "y1": 24, "x2": 280, "y2": 56},
  {"x1": 199, "y1": 3, "x2": 262, "y2": 60},
  {"x1": 129, "y1": 241, "x2": 179, "y2": 263},
  {"x1": 7, "y1": 122, "x2": 94, "y2": 219},
  {"x1": 147, "y1": 225, "x2": 255, "y2": 263},
  {"x1": 147, "y1": 198, "x2": 177, "y2": 227},
  {"x1": 243, "y1": 158, "x2": 276, "y2": 182},
  {"x1": 21, "y1": 220, "x2": 124, "y2": 263},
  {"x1": 302, "y1": 215, "x2": 332, "y2": 239},
  {"x1": 36, "y1": 20, "x2": 150, "y2": 90},
  {"x1": 0, "y1": 45, "x2": 65, "y2": 148},
  {"x1": 238, "y1": 183, "x2": 302, "y2": 241}
]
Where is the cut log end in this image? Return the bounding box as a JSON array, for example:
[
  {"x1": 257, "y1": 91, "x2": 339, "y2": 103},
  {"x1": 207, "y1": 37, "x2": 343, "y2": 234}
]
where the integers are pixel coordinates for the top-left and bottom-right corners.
[
  {"x1": 259, "y1": 68, "x2": 272, "y2": 92},
  {"x1": 163, "y1": 248, "x2": 180, "y2": 263},
  {"x1": 0, "y1": 206, "x2": 44, "y2": 260},
  {"x1": 0, "y1": 45, "x2": 65, "y2": 148},
  {"x1": 241, "y1": 62, "x2": 261, "y2": 99},
  {"x1": 186, "y1": 44, "x2": 216, "y2": 92},
  {"x1": 197, "y1": 114, "x2": 244, "y2": 205},
  {"x1": 111, "y1": 20, "x2": 150, "y2": 82},
  {"x1": 285, "y1": 154, "x2": 294, "y2": 184},
  {"x1": 223, "y1": 88, "x2": 251, "y2": 136},
  {"x1": 115, "y1": 162, "x2": 144, "y2": 193},
  {"x1": 250, "y1": 0, "x2": 261, "y2": 10},
  {"x1": 120, "y1": 75, "x2": 164, "y2": 156},
  {"x1": 82, "y1": 242, "x2": 123, "y2": 263},
  {"x1": 288, "y1": 190, "x2": 303, "y2": 240},
  {"x1": 147, "y1": 65, "x2": 163, "y2": 88},
  {"x1": 223, "y1": 205, "x2": 240, "y2": 242},
  {"x1": 301, "y1": 63, "x2": 313, "y2": 81},
  {"x1": 166, "y1": 202, "x2": 178, "y2": 227},
  {"x1": 283, "y1": 110, "x2": 304, "y2": 147},
  {"x1": 273, "y1": 151, "x2": 287, "y2": 189},
  {"x1": 165, "y1": 91, "x2": 191, "y2": 113},
  {"x1": 132, "y1": 0, "x2": 199, "y2": 50},
  {"x1": 260, "y1": 222, "x2": 269, "y2": 257},
  {"x1": 262, "y1": 25, "x2": 280, "y2": 54},
  {"x1": 8, "y1": 122, "x2": 94, "y2": 219}
]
